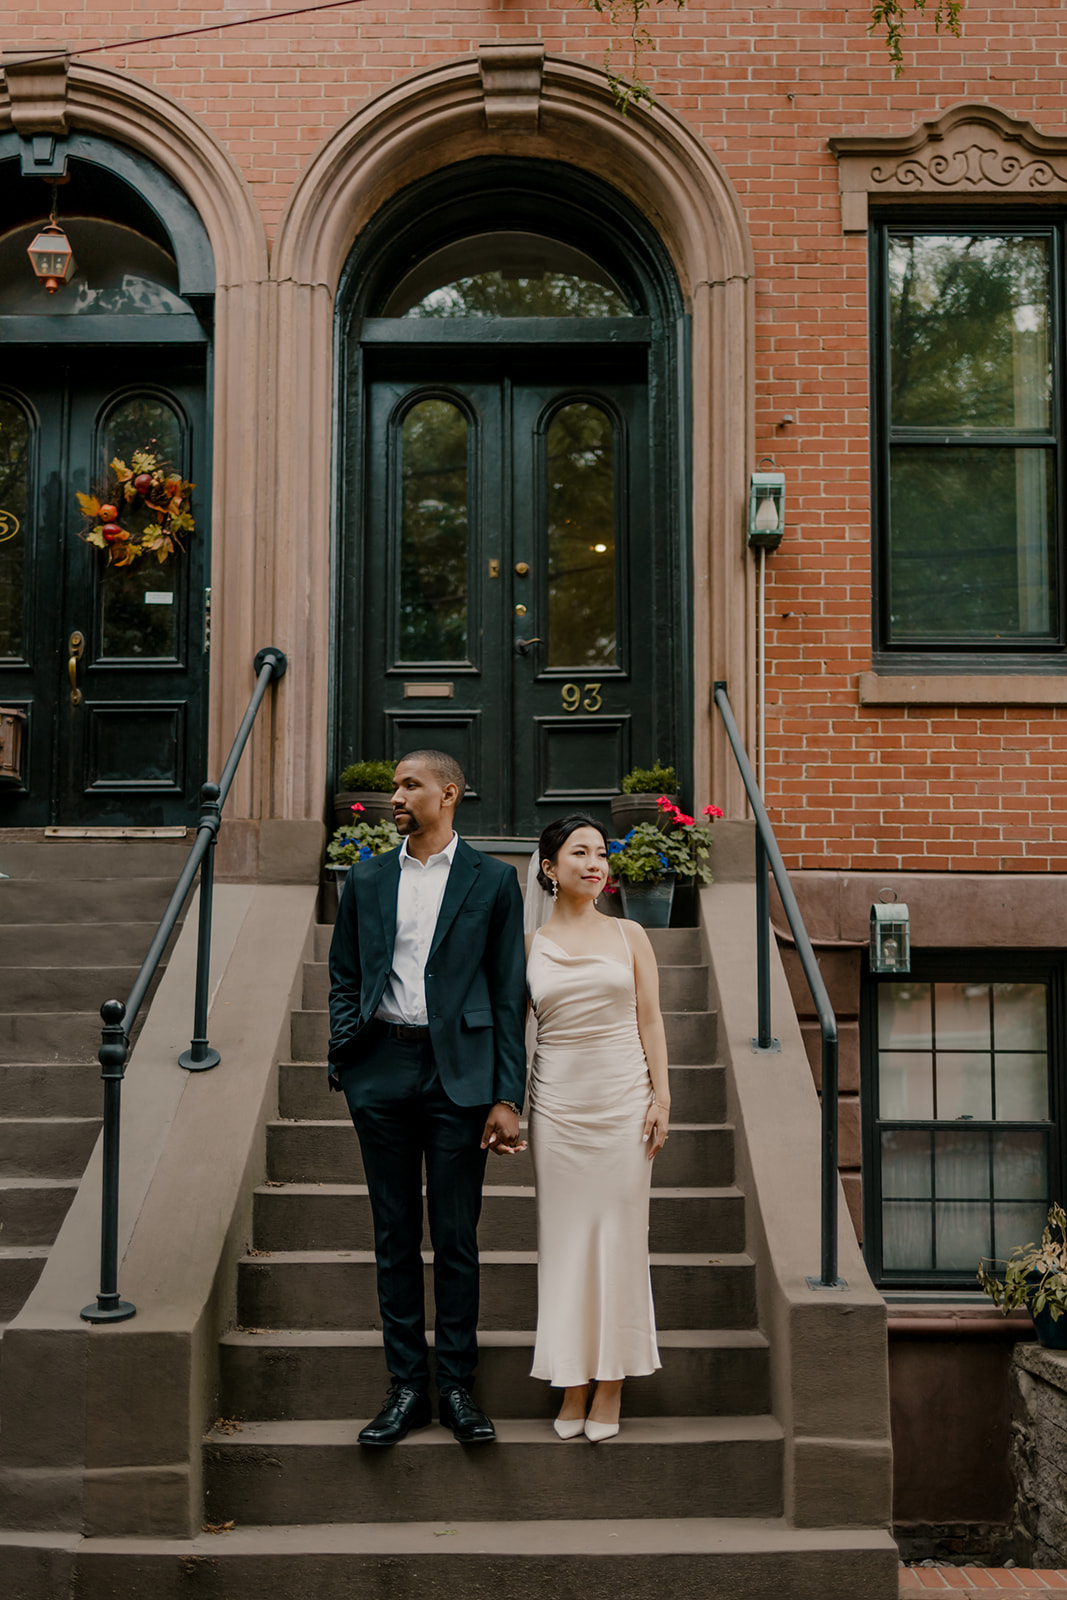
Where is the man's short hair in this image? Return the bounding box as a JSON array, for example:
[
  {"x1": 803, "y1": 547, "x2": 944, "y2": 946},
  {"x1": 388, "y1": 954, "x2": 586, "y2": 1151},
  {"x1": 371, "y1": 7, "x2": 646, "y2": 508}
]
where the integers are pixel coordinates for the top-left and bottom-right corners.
[{"x1": 397, "y1": 749, "x2": 467, "y2": 804}]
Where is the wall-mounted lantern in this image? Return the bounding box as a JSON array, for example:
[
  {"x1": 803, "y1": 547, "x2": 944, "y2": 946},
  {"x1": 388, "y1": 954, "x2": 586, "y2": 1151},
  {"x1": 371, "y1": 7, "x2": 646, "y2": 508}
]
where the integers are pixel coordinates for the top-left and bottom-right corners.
[
  {"x1": 748, "y1": 462, "x2": 785, "y2": 551},
  {"x1": 870, "y1": 893, "x2": 911, "y2": 975}
]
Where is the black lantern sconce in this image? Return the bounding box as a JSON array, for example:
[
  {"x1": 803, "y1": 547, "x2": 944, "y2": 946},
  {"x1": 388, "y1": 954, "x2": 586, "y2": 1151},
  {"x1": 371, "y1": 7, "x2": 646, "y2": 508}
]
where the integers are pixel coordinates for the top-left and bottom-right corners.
[
  {"x1": 748, "y1": 462, "x2": 785, "y2": 551},
  {"x1": 870, "y1": 891, "x2": 911, "y2": 975},
  {"x1": 26, "y1": 185, "x2": 76, "y2": 294}
]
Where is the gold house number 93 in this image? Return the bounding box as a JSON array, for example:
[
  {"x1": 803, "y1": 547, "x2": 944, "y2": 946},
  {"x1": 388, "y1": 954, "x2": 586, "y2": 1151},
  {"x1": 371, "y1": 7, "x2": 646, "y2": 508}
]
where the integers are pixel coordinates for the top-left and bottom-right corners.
[{"x1": 561, "y1": 683, "x2": 602, "y2": 713}]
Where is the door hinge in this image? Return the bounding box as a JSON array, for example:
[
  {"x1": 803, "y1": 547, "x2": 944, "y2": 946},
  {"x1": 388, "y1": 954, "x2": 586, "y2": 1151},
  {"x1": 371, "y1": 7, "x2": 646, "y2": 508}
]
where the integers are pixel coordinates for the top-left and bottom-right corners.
[{"x1": 203, "y1": 587, "x2": 211, "y2": 653}]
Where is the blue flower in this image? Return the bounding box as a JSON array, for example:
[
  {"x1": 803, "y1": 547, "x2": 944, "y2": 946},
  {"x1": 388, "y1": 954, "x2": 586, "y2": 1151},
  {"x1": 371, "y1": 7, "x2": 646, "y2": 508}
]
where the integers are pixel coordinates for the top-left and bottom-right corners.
[
  {"x1": 658, "y1": 851, "x2": 668, "y2": 868},
  {"x1": 607, "y1": 840, "x2": 622, "y2": 855}
]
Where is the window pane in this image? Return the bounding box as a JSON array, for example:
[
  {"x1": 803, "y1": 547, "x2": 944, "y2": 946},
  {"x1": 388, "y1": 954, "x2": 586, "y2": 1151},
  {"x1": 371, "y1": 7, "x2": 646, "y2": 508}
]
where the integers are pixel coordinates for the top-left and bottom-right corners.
[
  {"x1": 386, "y1": 233, "x2": 632, "y2": 318},
  {"x1": 100, "y1": 397, "x2": 183, "y2": 659},
  {"x1": 888, "y1": 233, "x2": 1051, "y2": 429},
  {"x1": 881, "y1": 1129, "x2": 931, "y2": 1198},
  {"x1": 883, "y1": 1201, "x2": 933, "y2": 1271},
  {"x1": 888, "y1": 445, "x2": 1054, "y2": 641},
  {"x1": 935, "y1": 1201, "x2": 991, "y2": 1270},
  {"x1": 995, "y1": 1053, "x2": 1049, "y2": 1121},
  {"x1": 879, "y1": 982, "x2": 932, "y2": 1048},
  {"x1": 398, "y1": 399, "x2": 469, "y2": 661},
  {"x1": 936, "y1": 1052, "x2": 992, "y2": 1121},
  {"x1": 935, "y1": 982, "x2": 991, "y2": 1050},
  {"x1": 993, "y1": 983, "x2": 1047, "y2": 1050},
  {"x1": 0, "y1": 219, "x2": 189, "y2": 317},
  {"x1": 0, "y1": 396, "x2": 29, "y2": 659},
  {"x1": 879, "y1": 1051, "x2": 933, "y2": 1120},
  {"x1": 546, "y1": 403, "x2": 617, "y2": 669},
  {"x1": 994, "y1": 1202, "x2": 1049, "y2": 1259},
  {"x1": 993, "y1": 1131, "x2": 1047, "y2": 1201},
  {"x1": 934, "y1": 1129, "x2": 990, "y2": 1198}
]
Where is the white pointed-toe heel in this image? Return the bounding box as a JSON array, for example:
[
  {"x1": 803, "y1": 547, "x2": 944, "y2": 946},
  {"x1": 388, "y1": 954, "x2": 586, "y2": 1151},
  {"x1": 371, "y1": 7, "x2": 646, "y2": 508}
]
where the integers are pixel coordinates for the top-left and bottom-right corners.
[
  {"x1": 583, "y1": 1418, "x2": 619, "y2": 1442},
  {"x1": 553, "y1": 1416, "x2": 586, "y2": 1439}
]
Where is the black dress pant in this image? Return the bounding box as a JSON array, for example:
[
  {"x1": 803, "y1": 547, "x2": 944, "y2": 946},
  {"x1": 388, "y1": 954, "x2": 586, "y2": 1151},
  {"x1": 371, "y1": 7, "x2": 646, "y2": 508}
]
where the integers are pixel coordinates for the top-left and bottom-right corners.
[{"x1": 341, "y1": 1026, "x2": 490, "y2": 1394}]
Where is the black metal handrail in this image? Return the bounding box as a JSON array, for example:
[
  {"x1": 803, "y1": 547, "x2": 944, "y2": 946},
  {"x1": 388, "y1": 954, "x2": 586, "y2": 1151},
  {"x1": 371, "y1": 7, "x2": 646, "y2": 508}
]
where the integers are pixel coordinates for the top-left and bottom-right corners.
[
  {"x1": 81, "y1": 647, "x2": 288, "y2": 1324},
  {"x1": 713, "y1": 683, "x2": 845, "y2": 1290}
]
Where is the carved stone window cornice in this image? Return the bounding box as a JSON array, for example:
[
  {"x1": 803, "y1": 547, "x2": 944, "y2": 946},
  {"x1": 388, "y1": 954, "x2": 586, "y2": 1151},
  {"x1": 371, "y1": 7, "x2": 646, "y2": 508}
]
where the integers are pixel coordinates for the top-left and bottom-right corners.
[{"x1": 829, "y1": 103, "x2": 1067, "y2": 232}]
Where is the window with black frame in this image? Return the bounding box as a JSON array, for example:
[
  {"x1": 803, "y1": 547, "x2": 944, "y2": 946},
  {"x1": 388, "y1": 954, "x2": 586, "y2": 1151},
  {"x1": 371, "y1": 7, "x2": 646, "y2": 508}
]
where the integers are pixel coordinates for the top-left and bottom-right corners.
[
  {"x1": 873, "y1": 222, "x2": 1062, "y2": 661},
  {"x1": 862, "y1": 954, "x2": 1062, "y2": 1288}
]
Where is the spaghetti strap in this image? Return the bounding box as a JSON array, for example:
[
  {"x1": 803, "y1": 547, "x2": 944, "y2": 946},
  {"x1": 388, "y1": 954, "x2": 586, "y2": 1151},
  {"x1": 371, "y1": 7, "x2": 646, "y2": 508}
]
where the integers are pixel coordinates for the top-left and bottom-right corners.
[{"x1": 615, "y1": 919, "x2": 633, "y2": 966}]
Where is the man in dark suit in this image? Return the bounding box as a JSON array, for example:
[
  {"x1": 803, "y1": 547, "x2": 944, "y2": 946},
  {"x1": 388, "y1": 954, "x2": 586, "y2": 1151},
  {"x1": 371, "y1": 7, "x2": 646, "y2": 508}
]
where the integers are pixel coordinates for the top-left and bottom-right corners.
[{"x1": 327, "y1": 750, "x2": 526, "y2": 1446}]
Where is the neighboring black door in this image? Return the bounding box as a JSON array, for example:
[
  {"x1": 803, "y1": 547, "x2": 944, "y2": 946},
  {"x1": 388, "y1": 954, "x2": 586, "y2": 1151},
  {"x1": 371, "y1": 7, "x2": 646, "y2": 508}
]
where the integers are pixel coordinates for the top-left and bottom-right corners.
[
  {"x1": 353, "y1": 341, "x2": 664, "y2": 838},
  {"x1": 0, "y1": 349, "x2": 208, "y2": 826}
]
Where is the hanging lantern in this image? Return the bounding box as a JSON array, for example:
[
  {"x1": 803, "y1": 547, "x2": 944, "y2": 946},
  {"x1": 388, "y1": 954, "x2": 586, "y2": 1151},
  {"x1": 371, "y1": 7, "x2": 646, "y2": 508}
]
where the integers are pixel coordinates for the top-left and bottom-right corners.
[
  {"x1": 870, "y1": 894, "x2": 911, "y2": 975},
  {"x1": 27, "y1": 220, "x2": 76, "y2": 294}
]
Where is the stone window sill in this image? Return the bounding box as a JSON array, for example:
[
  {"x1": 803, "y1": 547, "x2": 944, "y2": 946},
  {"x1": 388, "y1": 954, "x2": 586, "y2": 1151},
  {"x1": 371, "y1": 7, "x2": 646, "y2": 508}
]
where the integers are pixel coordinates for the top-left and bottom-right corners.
[{"x1": 859, "y1": 672, "x2": 1067, "y2": 708}]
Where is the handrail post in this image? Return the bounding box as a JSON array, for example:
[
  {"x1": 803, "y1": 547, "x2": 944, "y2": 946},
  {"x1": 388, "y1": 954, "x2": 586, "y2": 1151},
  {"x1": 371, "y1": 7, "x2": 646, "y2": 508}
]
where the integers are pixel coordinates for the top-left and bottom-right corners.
[
  {"x1": 752, "y1": 830, "x2": 779, "y2": 1052},
  {"x1": 820, "y1": 1031, "x2": 840, "y2": 1287},
  {"x1": 81, "y1": 1001, "x2": 136, "y2": 1323},
  {"x1": 179, "y1": 782, "x2": 223, "y2": 1073}
]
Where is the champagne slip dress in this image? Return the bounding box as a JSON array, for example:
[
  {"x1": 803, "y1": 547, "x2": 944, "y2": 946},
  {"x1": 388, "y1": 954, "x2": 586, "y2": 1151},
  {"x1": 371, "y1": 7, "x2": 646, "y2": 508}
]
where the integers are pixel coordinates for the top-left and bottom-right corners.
[{"x1": 527, "y1": 919, "x2": 662, "y2": 1385}]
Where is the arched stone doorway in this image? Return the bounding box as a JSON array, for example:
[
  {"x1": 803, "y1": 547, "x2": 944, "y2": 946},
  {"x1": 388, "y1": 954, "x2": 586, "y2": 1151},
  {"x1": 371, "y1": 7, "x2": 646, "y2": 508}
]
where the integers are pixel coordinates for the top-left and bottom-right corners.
[{"x1": 335, "y1": 157, "x2": 686, "y2": 838}]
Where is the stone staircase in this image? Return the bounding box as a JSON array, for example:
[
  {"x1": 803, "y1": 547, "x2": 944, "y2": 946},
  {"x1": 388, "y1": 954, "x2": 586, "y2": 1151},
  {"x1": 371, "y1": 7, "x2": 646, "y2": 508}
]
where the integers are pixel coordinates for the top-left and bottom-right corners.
[
  {"x1": 187, "y1": 919, "x2": 879, "y2": 1594},
  {"x1": 0, "y1": 836, "x2": 190, "y2": 1340}
]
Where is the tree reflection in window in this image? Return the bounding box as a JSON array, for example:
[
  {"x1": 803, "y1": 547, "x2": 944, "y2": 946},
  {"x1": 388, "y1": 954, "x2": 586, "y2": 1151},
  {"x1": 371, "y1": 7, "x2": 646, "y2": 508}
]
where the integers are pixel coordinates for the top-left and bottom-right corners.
[
  {"x1": 0, "y1": 397, "x2": 29, "y2": 660},
  {"x1": 386, "y1": 233, "x2": 632, "y2": 320},
  {"x1": 546, "y1": 403, "x2": 617, "y2": 669},
  {"x1": 99, "y1": 395, "x2": 184, "y2": 659},
  {"x1": 399, "y1": 399, "x2": 469, "y2": 661}
]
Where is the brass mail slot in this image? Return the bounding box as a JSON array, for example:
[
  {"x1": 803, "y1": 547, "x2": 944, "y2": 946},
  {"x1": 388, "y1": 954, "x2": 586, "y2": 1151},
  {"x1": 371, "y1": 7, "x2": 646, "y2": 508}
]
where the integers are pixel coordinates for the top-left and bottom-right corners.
[
  {"x1": 403, "y1": 682, "x2": 454, "y2": 699},
  {"x1": 0, "y1": 705, "x2": 27, "y2": 784}
]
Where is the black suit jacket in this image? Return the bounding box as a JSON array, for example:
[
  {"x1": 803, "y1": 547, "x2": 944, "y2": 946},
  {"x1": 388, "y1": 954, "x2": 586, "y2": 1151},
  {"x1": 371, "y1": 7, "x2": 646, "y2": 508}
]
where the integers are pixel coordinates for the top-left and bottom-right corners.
[{"x1": 326, "y1": 837, "x2": 527, "y2": 1110}]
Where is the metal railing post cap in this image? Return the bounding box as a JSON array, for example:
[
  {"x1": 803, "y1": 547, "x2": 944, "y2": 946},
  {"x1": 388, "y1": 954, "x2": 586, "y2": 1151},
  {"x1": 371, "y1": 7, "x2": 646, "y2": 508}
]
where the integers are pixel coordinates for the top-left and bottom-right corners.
[{"x1": 254, "y1": 646, "x2": 288, "y2": 679}]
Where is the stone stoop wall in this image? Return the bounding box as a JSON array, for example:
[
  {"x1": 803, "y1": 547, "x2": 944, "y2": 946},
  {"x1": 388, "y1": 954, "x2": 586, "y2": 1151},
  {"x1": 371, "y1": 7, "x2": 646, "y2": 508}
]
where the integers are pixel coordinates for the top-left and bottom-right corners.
[{"x1": 1010, "y1": 1344, "x2": 1067, "y2": 1568}]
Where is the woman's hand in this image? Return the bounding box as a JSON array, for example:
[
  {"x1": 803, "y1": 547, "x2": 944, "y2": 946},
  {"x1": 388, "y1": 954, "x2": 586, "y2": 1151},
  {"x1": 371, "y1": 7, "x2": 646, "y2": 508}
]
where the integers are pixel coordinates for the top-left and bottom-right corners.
[{"x1": 642, "y1": 1099, "x2": 670, "y2": 1160}]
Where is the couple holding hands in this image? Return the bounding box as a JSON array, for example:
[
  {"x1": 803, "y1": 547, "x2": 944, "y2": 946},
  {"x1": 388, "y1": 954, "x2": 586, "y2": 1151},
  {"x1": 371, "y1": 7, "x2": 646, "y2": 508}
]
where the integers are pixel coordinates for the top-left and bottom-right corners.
[{"x1": 327, "y1": 750, "x2": 670, "y2": 1447}]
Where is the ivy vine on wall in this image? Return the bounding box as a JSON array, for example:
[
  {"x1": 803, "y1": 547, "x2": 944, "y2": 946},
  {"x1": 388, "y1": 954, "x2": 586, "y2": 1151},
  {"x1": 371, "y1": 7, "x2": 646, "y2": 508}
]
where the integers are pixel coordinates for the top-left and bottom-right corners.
[{"x1": 586, "y1": 0, "x2": 965, "y2": 113}]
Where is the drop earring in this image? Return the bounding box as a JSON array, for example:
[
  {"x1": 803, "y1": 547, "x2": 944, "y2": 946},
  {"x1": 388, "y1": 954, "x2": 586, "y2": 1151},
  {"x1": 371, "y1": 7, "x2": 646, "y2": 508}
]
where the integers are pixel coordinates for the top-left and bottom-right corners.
[{"x1": 551, "y1": 879, "x2": 559, "y2": 901}]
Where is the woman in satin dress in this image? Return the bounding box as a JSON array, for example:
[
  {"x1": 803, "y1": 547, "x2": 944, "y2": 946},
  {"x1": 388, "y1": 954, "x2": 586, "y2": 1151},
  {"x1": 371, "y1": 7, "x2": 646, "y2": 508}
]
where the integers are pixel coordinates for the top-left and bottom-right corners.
[{"x1": 526, "y1": 814, "x2": 670, "y2": 1441}]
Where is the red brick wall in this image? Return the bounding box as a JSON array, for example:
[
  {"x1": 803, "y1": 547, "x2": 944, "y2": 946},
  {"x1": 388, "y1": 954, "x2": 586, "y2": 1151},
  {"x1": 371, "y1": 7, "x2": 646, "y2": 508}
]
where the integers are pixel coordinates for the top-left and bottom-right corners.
[{"x1": 11, "y1": 2, "x2": 1067, "y2": 873}]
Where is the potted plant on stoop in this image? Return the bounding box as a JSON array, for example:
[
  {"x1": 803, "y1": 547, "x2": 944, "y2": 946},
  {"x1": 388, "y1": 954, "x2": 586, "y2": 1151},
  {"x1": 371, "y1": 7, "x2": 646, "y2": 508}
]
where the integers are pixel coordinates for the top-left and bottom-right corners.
[
  {"x1": 978, "y1": 1202, "x2": 1067, "y2": 1349},
  {"x1": 332, "y1": 758, "x2": 396, "y2": 832},
  {"x1": 610, "y1": 762, "x2": 679, "y2": 837},
  {"x1": 608, "y1": 798, "x2": 721, "y2": 928},
  {"x1": 324, "y1": 810, "x2": 402, "y2": 908}
]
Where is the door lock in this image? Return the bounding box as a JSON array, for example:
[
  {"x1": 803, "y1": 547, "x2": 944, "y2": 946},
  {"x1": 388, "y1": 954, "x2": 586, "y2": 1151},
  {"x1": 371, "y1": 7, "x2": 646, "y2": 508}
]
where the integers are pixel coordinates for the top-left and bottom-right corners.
[{"x1": 67, "y1": 631, "x2": 85, "y2": 706}]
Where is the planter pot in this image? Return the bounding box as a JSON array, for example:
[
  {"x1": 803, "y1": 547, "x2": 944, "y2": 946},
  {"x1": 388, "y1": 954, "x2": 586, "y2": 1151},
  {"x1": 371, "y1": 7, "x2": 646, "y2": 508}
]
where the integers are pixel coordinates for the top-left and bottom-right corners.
[
  {"x1": 618, "y1": 873, "x2": 676, "y2": 928},
  {"x1": 332, "y1": 791, "x2": 393, "y2": 832},
  {"x1": 610, "y1": 792, "x2": 678, "y2": 838},
  {"x1": 1032, "y1": 1302, "x2": 1067, "y2": 1349},
  {"x1": 324, "y1": 863, "x2": 350, "y2": 914}
]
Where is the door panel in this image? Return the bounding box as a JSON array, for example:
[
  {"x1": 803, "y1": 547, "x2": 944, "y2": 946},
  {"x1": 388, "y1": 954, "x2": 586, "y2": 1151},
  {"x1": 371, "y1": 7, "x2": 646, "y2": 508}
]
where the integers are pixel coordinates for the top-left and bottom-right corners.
[
  {"x1": 0, "y1": 351, "x2": 208, "y2": 826},
  {"x1": 348, "y1": 344, "x2": 666, "y2": 840}
]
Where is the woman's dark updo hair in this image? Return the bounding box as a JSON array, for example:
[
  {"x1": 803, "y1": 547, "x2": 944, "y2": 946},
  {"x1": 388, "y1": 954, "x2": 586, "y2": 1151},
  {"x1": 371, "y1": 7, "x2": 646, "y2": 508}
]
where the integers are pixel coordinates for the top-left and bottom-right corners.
[{"x1": 537, "y1": 813, "x2": 610, "y2": 893}]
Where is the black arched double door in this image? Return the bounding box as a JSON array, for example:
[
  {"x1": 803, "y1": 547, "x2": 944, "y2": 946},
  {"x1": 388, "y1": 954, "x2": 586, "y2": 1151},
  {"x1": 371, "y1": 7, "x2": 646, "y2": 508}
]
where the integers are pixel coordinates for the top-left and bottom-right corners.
[
  {"x1": 0, "y1": 349, "x2": 209, "y2": 826},
  {"x1": 337, "y1": 162, "x2": 688, "y2": 840}
]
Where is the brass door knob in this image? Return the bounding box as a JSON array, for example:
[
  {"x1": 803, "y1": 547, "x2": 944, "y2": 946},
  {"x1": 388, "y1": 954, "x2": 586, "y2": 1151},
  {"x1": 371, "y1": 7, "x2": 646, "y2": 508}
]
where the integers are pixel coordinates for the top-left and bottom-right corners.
[
  {"x1": 514, "y1": 562, "x2": 530, "y2": 576},
  {"x1": 68, "y1": 630, "x2": 85, "y2": 707}
]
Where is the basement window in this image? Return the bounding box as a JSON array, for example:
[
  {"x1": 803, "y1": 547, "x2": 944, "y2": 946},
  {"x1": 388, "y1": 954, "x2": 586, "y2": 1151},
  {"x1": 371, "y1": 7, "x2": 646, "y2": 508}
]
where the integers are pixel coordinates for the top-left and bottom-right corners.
[{"x1": 861, "y1": 952, "x2": 1063, "y2": 1289}]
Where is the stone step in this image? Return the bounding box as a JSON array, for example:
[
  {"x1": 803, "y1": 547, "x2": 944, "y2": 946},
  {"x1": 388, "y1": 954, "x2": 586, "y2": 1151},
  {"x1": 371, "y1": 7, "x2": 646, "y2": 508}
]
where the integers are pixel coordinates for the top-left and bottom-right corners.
[
  {"x1": 0, "y1": 1012, "x2": 101, "y2": 1064},
  {"x1": 0, "y1": 1061, "x2": 105, "y2": 1119},
  {"x1": 0, "y1": 967, "x2": 144, "y2": 1014},
  {"x1": 6, "y1": 1519, "x2": 900, "y2": 1600},
  {"x1": 0, "y1": 1117, "x2": 101, "y2": 1178},
  {"x1": 0, "y1": 840, "x2": 192, "y2": 880},
  {"x1": 0, "y1": 923, "x2": 173, "y2": 966},
  {"x1": 0, "y1": 1177, "x2": 79, "y2": 1245},
  {"x1": 266, "y1": 1120, "x2": 733, "y2": 1190},
  {"x1": 0, "y1": 1246, "x2": 48, "y2": 1321},
  {"x1": 218, "y1": 1327, "x2": 771, "y2": 1421},
  {"x1": 0, "y1": 878, "x2": 180, "y2": 925},
  {"x1": 237, "y1": 1251, "x2": 757, "y2": 1333},
  {"x1": 278, "y1": 1059, "x2": 727, "y2": 1124},
  {"x1": 300, "y1": 958, "x2": 710, "y2": 1014},
  {"x1": 290, "y1": 1007, "x2": 718, "y2": 1065},
  {"x1": 253, "y1": 1182, "x2": 745, "y2": 1255},
  {"x1": 202, "y1": 1415, "x2": 784, "y2": 1526}
]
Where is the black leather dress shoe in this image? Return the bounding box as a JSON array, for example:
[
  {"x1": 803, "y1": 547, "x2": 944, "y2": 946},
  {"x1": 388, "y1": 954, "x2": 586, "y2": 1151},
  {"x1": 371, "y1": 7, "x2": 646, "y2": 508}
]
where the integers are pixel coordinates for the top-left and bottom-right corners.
[
  {"x1": 438, "y1": 1387, "x2": 496, "y2": 1443},
  {"x1": 358, "y1": 1384, "x2": 432, "y2": 1447}
]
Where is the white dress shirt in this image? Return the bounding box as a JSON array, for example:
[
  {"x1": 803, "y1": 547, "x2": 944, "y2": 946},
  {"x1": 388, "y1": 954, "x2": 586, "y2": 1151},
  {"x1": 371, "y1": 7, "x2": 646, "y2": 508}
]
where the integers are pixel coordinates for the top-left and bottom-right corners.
[{"x1": 376, "y1": 832, "x2": 458, "y2": 1026}]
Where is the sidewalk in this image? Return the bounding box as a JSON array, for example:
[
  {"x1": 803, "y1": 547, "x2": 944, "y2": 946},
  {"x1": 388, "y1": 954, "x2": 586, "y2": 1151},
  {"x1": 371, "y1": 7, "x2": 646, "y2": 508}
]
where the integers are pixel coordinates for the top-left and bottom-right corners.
[{"x1": 901, "y1": 1572, "x2": 1067, "y2": 1594}]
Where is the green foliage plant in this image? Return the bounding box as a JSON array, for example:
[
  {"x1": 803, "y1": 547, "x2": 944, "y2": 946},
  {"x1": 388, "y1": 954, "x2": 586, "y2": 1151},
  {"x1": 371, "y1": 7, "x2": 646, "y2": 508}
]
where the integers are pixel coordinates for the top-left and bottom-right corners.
[
  {"x1": 339, "y1": 759, "x2": 396, "y2": 793},
  {"x1": 608, "y1": 799, "x2": 720, "y2": 885},
  {"x1": 977, "y1": 1202, "x2": 1067, "y2": 1324},
  {"x1": 620, "y1": 762, "x2": 677, "y2": 796},
  {"x1": 869, "y1": 0, "x2": 963, "y2": 78},
  {"x1": 327, "y1": 812, "x2": 401, "y2": 867}
]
